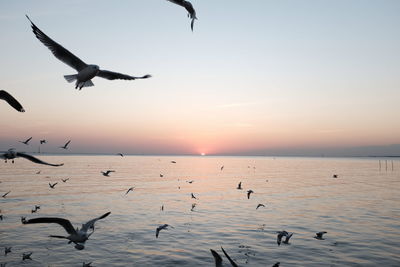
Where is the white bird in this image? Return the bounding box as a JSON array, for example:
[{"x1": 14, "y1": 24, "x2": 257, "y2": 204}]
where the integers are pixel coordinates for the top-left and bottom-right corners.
[
  {"x1": 167, "y1": 0, "x2": 198, "y2": 31},
  {"x1": 156, "y1": 224, "x2": 171, "y2": 238},
  {"x1": 26, "y1": 16, "x2": 151, "y2": 90},
  {"x1": 0, "y1": 90, "x2": 25, "y2": 112},
  {"x1": 1, "y1": 149, "x2": 63, "y2": 166},
  {"x1": 22, "y1": 212, "x2": 111, "y2": 250},
  {"x1": 101, "y1": 170, "x2": 115, "y2": 177},
  {"x1": 59, "y1": 140, "x2": 71, "y2": 150},
  {"x1": 19, "y1": 137, "x2": 32, "y2": 145}
]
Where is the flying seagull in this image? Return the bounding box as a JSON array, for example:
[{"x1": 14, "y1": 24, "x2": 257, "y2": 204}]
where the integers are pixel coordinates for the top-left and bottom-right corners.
[
  {"x1": 156, "y1": 224, "x2": 171, "y2": 238},
  {"x1": 117, "y1": 153, "x2": 124, "y2": 157},
  {"x1": 191, "y1": 203, "x2": 196, "y2": 211},
  {"x1": 101, "y1": 170, "x2": 115, "y2": 177},
  {"x1": 272, "y1": 263, "x2": 280, "y2": 267},
  {"x1": 171, "y1": 161, "x2": 177, "y2": 163},
  {"x1": 49, "y1": 182, "x2": 58, "y2": 189},
  {"x1": 191, "y1": 193, "x2": 197, "y2": 199},
  {"x1": 2, "y1": 191, "x2": 11, "y2": 198},
  {"x1": 59, "y1": 140, "x2": 71, "y2": 150},
  {"x1": 22, "y1": 252, "x2": 33, "y2": 261},
  {"x1": 221, "y1": 247, "x2": 239, "y2": 267},
  {"x1": 0, "y1": 90, "x2": 25, "y2": 112},
  {"x1": 22, "y1": 212, "x2": 111, "y2": 250},
  {"x1": 26, "y1": 15, "x2": 151, "y2": 90},
  {"x1": 256, "y1": 204, "x2": 265, "y2": 210},
  {"x1": 276, "y1": 231, "x2": 288, "y2": 246},
  {"x1": 1, "y1": 149, "x2": 63, "y2": 166},
  {"x1": 237, "y1": 182, "x2": 242, "y2": 190},
  {"x1": 314, "y1": 231, "x2": 327, "y2": 240},
  {"x1": 125, "y1": 187, "x2": 134, "y2": 195},
  {"x1": 282, "y1": 232, "x2": 294, "y2": 244},
  {"x1": 83, "y1": 262, "x2": 93, "y2": 267},
  {"x1": 220, "y1": 165, "x2": 224, "y2": 171},
  {"x1": 19, "y1": 137, "x2": 32, "y2": 145},
  {"x1": 4, "y1": 247, "x2": 11, "y2": 256},
  {"x1": 247, "y1": 190, "x2": 254, "y2": 199},
  {"x1": 40, "y1": 139, "x2": 47, "y2": 144},
  {"x1": 62, "y1": 178, "x2": 70, "y2": 183},
  {"x1": 167, "y1": 0, "x2": 198, "y2": 31}
]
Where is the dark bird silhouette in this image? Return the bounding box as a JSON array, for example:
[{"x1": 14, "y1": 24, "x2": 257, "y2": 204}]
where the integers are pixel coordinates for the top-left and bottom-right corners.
[
  {"x1": 0, "y1": 90, "x2": 25, "y2": 112},
  {"x1": 247, "y1": 190, "x2": 254, "y2": 199},
  {"x1": 2, "y1": 191, "x2": 11, "y2": 198},
  {"x1": 256, "y1": 204, "x2": 265, "y2": 209},
  {"x1": 125, "y1": 187, "x2": 134, "y2": 195},
  {"x1": 276, "y1": 231, "x2": 288, "y2": 246},
  {"x1": 333, "y1": 174, "x2": 338, "y2": 178},
  {"x1": 4, "y1": 247, "x2": 11, "y2": 256},
  {"x1": 210, "y1": 249, "x2": 223, "y2": 267},
  {"x1": 31, "y1": 205, "x2": 40, "y2": 213},
  {"x1": 40, "y1": 139, "x2": 47, "y2": 144},
  {"x1": 101, "y1": 170, "x2": 115, "y2": 177},
  {"x1": 191, "y1": 193, "x2": 197, "y2": 199},
  {"x1": 49, "y1": 182, "x2": 58, "y2": 189},
  {"x1": 59, "y1": 140, "x2": 71, "y2": 150},
  {"x1": 156, "y1": 224, "x2": 171, "y2": 238},
  {"x1": 117, "y1": 153, "x2": 124, "y2": 157},
  {"x1": 22, "y1": 252, "x2": 33, "y2": 260},
  {"x1": 186, "y1": 180, "x2": 194, "y2": 184},
  {"x1": 220, "y1": 165, "x2": 224, "y2": 171},
  {"x1": 0, "y1": 215, "x2": 3, "y2": 221},
  {"x1": 237, "y1": 182, "x2": 242, "y2": 190},
  {"x1": 171, "y1": 161, "x2": 177, "y2": 163},
  {"x1": 272, "y1": 263, "x2": 280, "y2": 267},
  {"x1": 19, "y1": 137, "x2": 32, "y2": 145},
  {"x1": 160, "y1": 174, "x2": 164, "y2": 178},
  {"x1": 314, "y1": 231, "x2": 327, "y2": 240},
  {"x1": 282, "y1": 232, "x2": 294, "y2": 244},
  {"x1": 191, "y1": 203, "x2": 196, "y2": 211},
  {"x1": 82, "y1": 262, "x2": 93, "y2": 267},
  {"x1": 62, "y1": 178, "x2": 69, "y2": 183},
  {"x1": 22, "y1": 212, "x2": 111, "y2": 250},
  {"x1": 221, "y1": 247, "x2": 239, "y2": 267},
  {"x1": 1, "y1": 149, "x2": 63, "y2": 166},
  {"x1": 167, "y1": 0, "x2": 198, "y2": 31},
  {"x1": 26, "y1": 15, "x2": 151, "y2": 90}
]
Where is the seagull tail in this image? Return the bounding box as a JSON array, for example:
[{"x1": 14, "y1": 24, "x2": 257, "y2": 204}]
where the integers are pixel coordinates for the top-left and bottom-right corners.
[
  {"x1": 64, "y1": 74, "x2": 77, "y2": 83},
  {"x1": 76, "y1": 80, "x2": 94, "y2": 90}
]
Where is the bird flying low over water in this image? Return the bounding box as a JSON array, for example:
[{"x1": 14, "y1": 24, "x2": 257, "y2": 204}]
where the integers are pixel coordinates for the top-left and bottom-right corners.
[
  {"x1": 125, "y1": 187, "x2": 134, "y2": 195},
  {"x1": 5, "y1": 246, "x2": 12, "y2": 255},
  {"x1": 276, "y1": 231, "x2": 289, "y2": 246},
  {"x1": 237, "y1": 182, "x2": 242, "y2": 190},
  {"x1": 26, "y1": 15, "x2": 152, "y2": 90},
  {"x1": 19, "y1": 137, "x2": 32, "y2": 145},
  {"x1": 247, "y1": 190, "x2": 254, "y2": 199},
  {"x1": 49, "y1": 182, "x2": 58, "y2": 189},
  {"x1": 62, "y1": 178, "x2": 70, "y2": 183},
  {"x1": 1, "y1": 149, "x2": 64, "y2": 166},
  {"x1": 59, "y1": 140, "x2": 71, "y2": 150},
  {"x1": 0, "y1": 90, "x2": 25, "y2": 112},
  {"x1": 167, "y1": 0, "x2": 198, "y2": 31},
  {"x1": 314, "y1": 231, "x2": 327, "y2": 240},
  {"x1": 101, "y1": 170, "x2": 115, "y2": 177},
  {"x1": 22, "y1": 252, "x2": 33, "y2": 260},
  {"x1": 191, "y1": 193, "x2": 197, "y2": 199},
  {"x1": 282, "y1": 232, "x2": 294, "y2": 244},
  {"x1": 2, "y1": 191, "x2": 11, "y2": 198},
  {"x1": 156, "y1": 224, "x2": 172, "y2": 238},
  {"x1": 40, "y1": 139, "x2": 47, "y2": 144},
  {"x1": 256, "y1": 204, "x2": 265, "y2": 209},
  {"x1": 22, "y1": 212, "x2": 111, "y2": 250},
  {"x1": 210, "y1": 247, "x2": 238, "y2": 267}
]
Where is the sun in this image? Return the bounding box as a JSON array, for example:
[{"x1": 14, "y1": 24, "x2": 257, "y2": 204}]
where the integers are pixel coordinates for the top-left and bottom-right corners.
[{"x1": 200, "y1": 152, "x2": 206, "y2": 156}]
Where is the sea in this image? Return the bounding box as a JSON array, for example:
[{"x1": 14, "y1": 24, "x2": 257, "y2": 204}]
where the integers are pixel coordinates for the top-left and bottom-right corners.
[{"x1": 1, "y1": 155, "x2": 399, "y2": 266}]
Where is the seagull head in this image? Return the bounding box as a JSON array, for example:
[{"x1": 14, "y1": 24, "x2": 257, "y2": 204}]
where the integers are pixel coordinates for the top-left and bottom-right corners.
[{"x1": 89, "y1": 65, "x2": 100, "y2": 73}]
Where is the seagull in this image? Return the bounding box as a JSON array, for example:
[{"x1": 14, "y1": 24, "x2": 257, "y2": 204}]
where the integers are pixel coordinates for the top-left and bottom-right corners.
[
  {"x1": 19, "y1": 137, "x2": 32, "y2": 145},
  {"x1": 26, "y1": 15, "x2": 151, "y2": 90},
  {"x1": 49, "y1": 182, "x2": 58, "y2": 189},
  {"x1": 82, "y1": 262, "x2": 92, "y2": 267},
  {"x1": 22, "y1": 212, "x2": 111, "y2": 250},
  {"x1": 22, "y1": 252, "x2": 32, "y2": 260},
  {"x1": 247, "y1": 190, "x2": 254, "y2": 199},
  {"x1": 62, "y1": 178, "x2": 70, "y2": 183},
  {"x1": 186, "y1": 180, "x2": 194, "y2": 184},
  {"x1": 156, "y1": 224, "x2": 171, "y2": 238},
  {"x1": 221, "y1": 247, "x2": 239, "y2": 267},
  {"x1": 191, "y1": 193, "x2": 197, "y2": 199},
  {"x1": 101, "y1": 170, "x2": 115, "y2": 177},
  {"x1": 210, "y1": 249, "x2": 223, "y2": 267},
  {"x1": 220, "y1": 165, "x2": 224, "y2": 171},
  {"x1": 31, "y1": 205, "x2": 40, "y2": 213},
  {"x1": 125, "y1": 187, "x2": 134, "y2": 195},
  {"x1": 272, "y1": 263, "x2": 280, "y2": 267},
  {"x1": 161, "y1": 205, "x2": 164, "y2": 211},
  {"x1": 314, "y1": 231, "x2": 327, "y2": 240},
  {"x1": 276, "y1": 231, "x2": 288, "y2": 246},
  {"x1": 171, "y1": 161, "x2": 177, "y2": 163},
  {"x1": 59, "y1": 140, "x2": 71, "y2": 150},
  {"x1": 2, "y1": 191, "x2": 10, "y2": 198},
  {"x1": 0, "y1": 90, "x2": 25, "y2": 112},
  {"x1": 117, "y1": 153, "x2": 124, "y2": 157},
  {"x1": 160, "y1": 174, "x2": 164, "y2": 178},
  {"x1": 4, "y1": 247, "x2": 11, "y2": 256},
  {"x1": 282, "y1": 232, "x2": 294, "y2": 244},
  {"x1": 191, "y1": 203, "x2": 196, "y2": 211},
  {"x1": 332, "y1": 174, "x2": 338, "y2": 178},
  {"x1": 167, "y1": 0, "x2": 198, "y2": 31},
  {"x1": 256, "y1": 204, "x2": 265, "y2": 210},
  {"x1": 40, "y1": 140, "x2": 47, "y2": 144},
  {"x1": 237, "y1": 182, "x2": 242, "y2": 190},
  {"x1": 0, "y1": 215, "x2": 3, "y2": 221},
  {"x1": 1, "y1": 149, "x2": 63, "y2": 166}
]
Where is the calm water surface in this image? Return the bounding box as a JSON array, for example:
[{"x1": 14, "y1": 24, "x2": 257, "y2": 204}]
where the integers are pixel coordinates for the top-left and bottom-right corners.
[{"x1": 1, "y1": 156, "x2": 399, "y2": 266}]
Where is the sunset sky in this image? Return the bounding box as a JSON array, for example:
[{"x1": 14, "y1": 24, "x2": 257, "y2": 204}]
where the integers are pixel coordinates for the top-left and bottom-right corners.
[{"x1": 1, "y1": 0, "x2": 399, "y2": 156}]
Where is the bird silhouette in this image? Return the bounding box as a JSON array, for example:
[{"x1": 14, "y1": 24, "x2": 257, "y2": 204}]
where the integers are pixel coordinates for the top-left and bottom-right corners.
[{"x1": 0, "y1": 90, "x2": 25, "y2": 112}]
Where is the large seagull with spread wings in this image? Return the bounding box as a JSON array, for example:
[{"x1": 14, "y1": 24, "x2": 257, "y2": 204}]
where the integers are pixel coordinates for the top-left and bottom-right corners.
[{"x1": 26, "y1": 15, "x2": 151, "y2": 90}]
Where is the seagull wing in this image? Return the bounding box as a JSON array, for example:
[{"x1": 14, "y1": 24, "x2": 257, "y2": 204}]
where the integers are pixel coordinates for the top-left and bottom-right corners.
[
  {"x1": 0, "y1": 90, "x2": 25, "y2": 112},
  {"x1": 97, "y1": 70, "x2": 151, "y2": 81},
  {"x1": 16, "y1": 152, "x2": 64, "y2": 167},
  {"x1": 64, "y1": 140, "x2": 71, "y2": 148},
  {"x1": 23, "y1": 217, "x2": 76, "y2": 235},
  {"x1": 81, "y1": 212, "x2": 111, "y2": 232},
  {"x1": 210, "y1": 249, "x2": 223, "y2": 267},
  {"x1": 221, "y1": 247, "x2": 239, "y2": 267},
  {"x1": 26, "y1": 15, "x2": 87, "y2": 72}
]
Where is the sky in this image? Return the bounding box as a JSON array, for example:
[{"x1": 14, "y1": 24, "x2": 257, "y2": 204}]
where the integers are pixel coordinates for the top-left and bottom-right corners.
[{"x1": 0, "y1": 0, "x2": 399, "y2": 156}]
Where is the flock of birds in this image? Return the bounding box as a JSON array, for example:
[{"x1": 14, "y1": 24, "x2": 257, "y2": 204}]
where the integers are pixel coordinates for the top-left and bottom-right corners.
[{"x1": 0, "y1": 1, "x2": 334, "y2": 266}]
